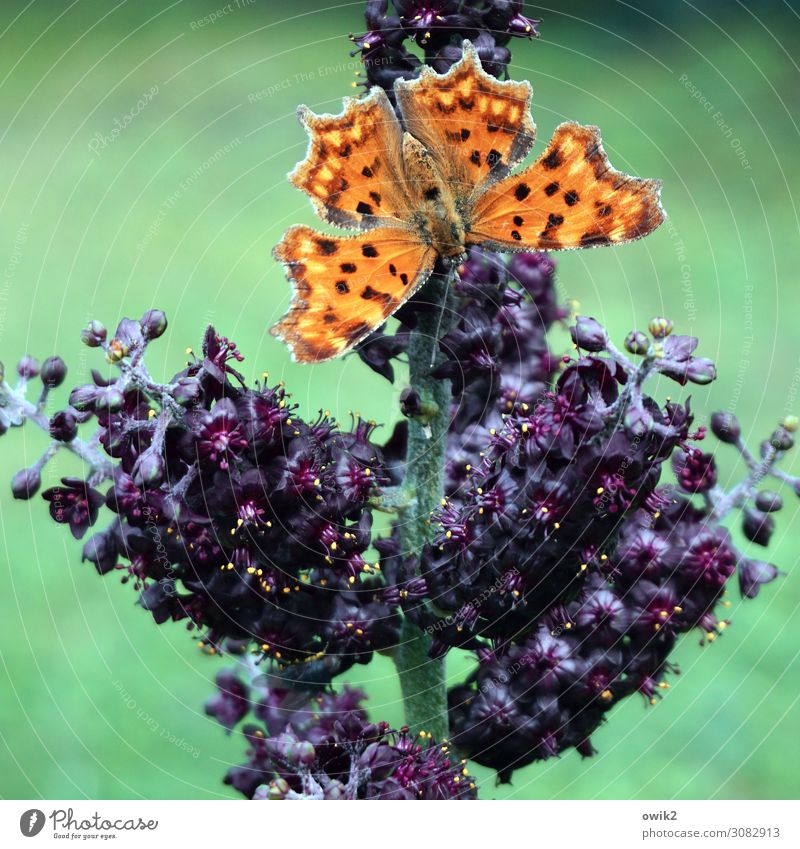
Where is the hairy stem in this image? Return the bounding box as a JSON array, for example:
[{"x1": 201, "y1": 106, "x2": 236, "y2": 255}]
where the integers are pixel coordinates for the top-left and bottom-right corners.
[{"x1": 393, "y1": 269, "x2": 454, "y2": 742}]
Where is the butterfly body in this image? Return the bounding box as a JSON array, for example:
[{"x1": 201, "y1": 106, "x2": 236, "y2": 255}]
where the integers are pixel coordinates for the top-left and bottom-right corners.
[
  {"x1": 402, "y1": 132, "x2": 468, "y2": 261},
  {"x1": 273, "y1": 42, "x2": 665, "y2": 363}
]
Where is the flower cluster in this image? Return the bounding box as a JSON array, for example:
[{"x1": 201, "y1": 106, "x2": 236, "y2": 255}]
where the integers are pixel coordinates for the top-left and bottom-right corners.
[
  {"x1": 351, "y1": 0, "x2": 539, "y2": 98},
  {"x1": 447, "y1": 492, "x2": 775, "y2": 779},
  {"x1": 352, "y1": 244, "x2": 793, "y2": 781},
  {"x1": 3, "y1": 313, "x2": 399, "y2": 680},
  {"x1": 206, "y1": 666, "x2": 476, "y2": 799}
]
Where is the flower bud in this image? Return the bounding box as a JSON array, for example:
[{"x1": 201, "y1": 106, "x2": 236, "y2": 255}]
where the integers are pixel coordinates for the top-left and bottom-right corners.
[
  {"x1": 16, "y1": 355, "x2": 40, "y2": 379},
  {"x1": 685, "y1": 358, "x2": 716, "y2": 385},
  {"x1": 82, "y1": 529, "x2": 119, "y2": 575},
  {"x1": 172, "y1": 376, "x2": 202, "y2": 406},
  {"x1": 132, "y1": 450, "x2": 165, "y2": 487},
  {"x1": 11, "y1": 467, "x2": 41, "y2": 500},
  {"x1": 769, "y1": 427, "x2": 794, "y2": 451},
  {"x1": 648, "y1": 316, "x2": 674, "y2": 339},
  {"x1": 94, "y1": 386, "x2": 125, "y2": 412},
  {"x1": 624, "y1": 330, "x2": 649, "y2": 355},
  {"x1": 755, "y1": 490, "x2": 783, "y2": 513},
  {"x1": 399, "y1": 387, "x2": 422, "y2": 418},
  {"x1": 49, "y1": 410, "x2": 78, "y2": 442},
  {"x1": 266, "y1": 778, "x2": 290, "y2": 800},
  {"x1": 783, "y1": 415, "x2": 799, "y2": 433},
  {"x1": 742, "y1": 507, "x2": 774, "y2": 547},
  {"x1": 40, "y1": 356, "x2": 67, "y2": 388},
  {"x1": 81, "y1": 320, "x2": 107, "y2": 348},
  {"x1": 140, "y1": 309, "x2": 168, "y2": 341},
  {"x1": 68, "y1": 384, "x2": 98, "y2": 412},
  {"x1": 570, "y1": 316, "x2": 608, "y2": 352},
  {"x1": 710, "y1": 411, "x2": 740, "y2": 444},
  {"x1": 738, "y1": 558, "x2": 779, "y2": 599},
  {"x1": 105, "y1": 339, "x2": 128, "y2": 363}
]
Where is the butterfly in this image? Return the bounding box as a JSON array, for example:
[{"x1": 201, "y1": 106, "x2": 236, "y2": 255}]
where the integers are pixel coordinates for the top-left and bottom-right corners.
[{"x1": 272, "y1": 41, "x2": 664, "y2": 363}]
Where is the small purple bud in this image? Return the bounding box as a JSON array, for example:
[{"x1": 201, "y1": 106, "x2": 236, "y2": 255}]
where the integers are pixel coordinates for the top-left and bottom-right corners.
[
  {"x1": 710, "y1": 411, "x2": 740, "y2": 444},
  {"x1": 94, "y1": 387, "x2": 125, "y2": 412},
  {"x1": 172, "y1": 376, "x2": 202, "y2": 406},
  {"x1": 82, "y1": 529, "x2": 118, "y2": 575},
  {"x1": 755, "y1": 490, "x2": 783, "y2": 513},
  {"x1": 132, "y1": 450, "x2": 165, "y2": 487},
  {"x1": 49, "y1": 410, "x2": 78, "y2": 442},
  {"x1": 40, "y1": 356, "x2": 67, "y2": 388},
  {"x1": 81, "y1": 320, "x2": 107, "y2": 348},
  {"x1": 68, "y1": 384, "x2": 98, "y2": 412},
  {"x1": 742, "y1": 507, "x2": 774, "y2": 547},
  {"x1": 399, "y1": 387, "x2": 422, "y2": 418},
  {"x1": 12, "y1": 467, "x2": 41, "y2": 500},
  {"x1": 686, "y1": 358, "x2": 716, "y2": 385},
  {"x1": 571, "y1": 316, "x2": 608, "y2": 352},
  {"x1": 624, "y1": 330, "x2": 649, "y2": 355},
  {"x1": 17, "y1": 355, "x2": 40, "y2": 379},
  {"x1": 769, "y1": 427, "x2": 794, "y2": 451},
  {"x1": 140, "y1": 309, "x2": 168, "y2": 341},
  {"x1": 738, "y1": 558, "x2": 779, "y2": 599}
]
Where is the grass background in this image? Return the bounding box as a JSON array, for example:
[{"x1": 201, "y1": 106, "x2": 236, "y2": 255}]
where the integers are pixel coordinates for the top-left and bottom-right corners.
[{"x1": 1, "y1": 0, "x2": 799, "y2": 799}]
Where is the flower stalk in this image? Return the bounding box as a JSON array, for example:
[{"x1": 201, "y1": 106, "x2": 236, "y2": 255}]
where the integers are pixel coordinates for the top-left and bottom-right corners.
[{"x1": 393, "y1": 268, "x2": 455, "y2": 742}]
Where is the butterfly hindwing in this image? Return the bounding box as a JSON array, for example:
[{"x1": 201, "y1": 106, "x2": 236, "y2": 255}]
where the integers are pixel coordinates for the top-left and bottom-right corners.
[
  {"x1": 468, "y1": 122, "x2": 664, "y2": 251},
  {"x1": 290, "y1": 88, "x2": 409, "y2": 230},
  {"x1": 272, "y1": 225, "x2": 436, "y2": 362},
  {"x1": 395, "y1": 43, "x2": 536, "y2": 197}
]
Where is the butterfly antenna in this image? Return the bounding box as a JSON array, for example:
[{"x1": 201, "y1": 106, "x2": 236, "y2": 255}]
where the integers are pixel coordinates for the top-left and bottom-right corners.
[{"x1": 429, "y1": 263, "x2": 458, "y2": 369}]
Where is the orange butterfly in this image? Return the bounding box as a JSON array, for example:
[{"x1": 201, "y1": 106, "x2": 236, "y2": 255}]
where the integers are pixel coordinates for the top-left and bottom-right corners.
[{"x1": 272, "y1": 42, "x2": 664, "y2": 363}]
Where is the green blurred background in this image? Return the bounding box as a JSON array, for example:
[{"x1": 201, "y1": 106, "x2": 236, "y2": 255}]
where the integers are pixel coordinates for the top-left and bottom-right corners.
[{"x1": 1, "y1": 0, "x2": 799, "y2": 800}]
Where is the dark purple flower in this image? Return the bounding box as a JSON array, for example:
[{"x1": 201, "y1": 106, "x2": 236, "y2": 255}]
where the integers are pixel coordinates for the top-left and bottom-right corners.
[{"x1": 42, "y1": 477, "x2": 105, "y2": 539}]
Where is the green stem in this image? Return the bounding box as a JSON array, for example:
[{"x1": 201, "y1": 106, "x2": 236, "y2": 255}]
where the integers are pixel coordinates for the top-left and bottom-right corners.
[{"x1": 393, "y1": 269, "x2": 454, "y2": 742}]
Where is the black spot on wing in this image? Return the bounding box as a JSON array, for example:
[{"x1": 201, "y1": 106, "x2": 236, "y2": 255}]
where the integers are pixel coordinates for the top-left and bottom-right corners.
[
  {"x1": 335, "y1": 280, "x2": 350, "y2": 294},
  {"x1": 514, "y1": 183, "x2": 530, "y2": 201},
  {"x1": 541, "y1": 148, "x2": 562, "y2": 169},
  {"x1": 544, "y1": 182, "x2": 559, "y2": 197},
  {"x1": 564, "y1": 190, "x2": 580, "y2": 206},
  {"x1": 362, "y1": 244, "x2": 378, "y2": 257},
  {"x1": 340, "y1": 262, "x2": 357, "y2": 273},
  {"x1": 580, "y1": 231, "x2": 611, "y2": 247},
  {"x1": 356, "y1": 201, "x2": 374, "y2": 216},
  {"x1": 361, "y1": 165, "x2": 374, "y2": 178},
  {"x1": 316, "y1": 238, "x2": 338, "y2": 256}
]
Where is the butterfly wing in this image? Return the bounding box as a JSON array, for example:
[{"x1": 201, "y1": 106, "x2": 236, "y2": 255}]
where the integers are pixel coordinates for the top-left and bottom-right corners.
[
  {"x1": 290, "y1": 88, "x2": 410, "y2": 230},
  {"x1": 468, "y1": 122, "x2": 664, "y2": 251},
  {"x1": 272, "y1": 225, "x2": 436, "y2": 362},
  {"x1": 395, "y1": 42, "x2": 536, "y2": 197}
]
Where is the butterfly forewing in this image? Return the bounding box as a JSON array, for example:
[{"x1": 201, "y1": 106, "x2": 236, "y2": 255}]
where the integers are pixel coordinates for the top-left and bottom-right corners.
[
  {"x1": 395, "y1": 44, "x2": 536, "y2": 197},
  {"x1": 290, "y1": 89, "x2": 409, "y2": 230},
  {"x1": 468, "y1": 122, "x2": 664, "y2": 251},
  {"x1": 272, "y1": 225, "x2": 436, "y2": 362}
]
